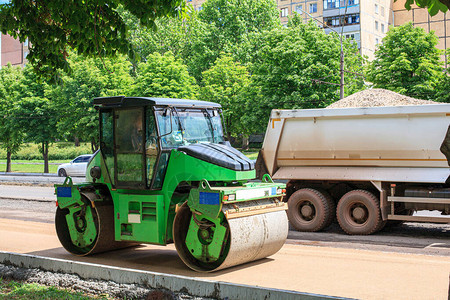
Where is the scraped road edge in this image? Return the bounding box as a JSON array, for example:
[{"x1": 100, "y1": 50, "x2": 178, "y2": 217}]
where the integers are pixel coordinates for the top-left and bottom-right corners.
[{"x1": 0, "y1": 251, "x2": 344, "y2": 300}]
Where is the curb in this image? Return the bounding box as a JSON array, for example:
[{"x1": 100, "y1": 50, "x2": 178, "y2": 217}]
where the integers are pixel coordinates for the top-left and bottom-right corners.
[
  {"x1": 0, "y1": 175, "x2": 85, "y2": 185},
  {"x1": 0, "y1": 172, "x2": 59, "y2": 176},
  {"x1": 0, "y1": 251, "x2": 342, "y2": 300},
  {"x1": 0, "y1": 196, "x2": 55, "y2": 202}
]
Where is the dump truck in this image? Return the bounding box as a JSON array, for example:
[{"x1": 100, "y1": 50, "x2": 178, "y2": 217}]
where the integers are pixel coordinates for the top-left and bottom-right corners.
[
  {"x1": 55, "y1": 96, "x2": 288, "y2": 272},
  {"x1": 257, "y1": 104, "x2": 450, "y2": 235}
]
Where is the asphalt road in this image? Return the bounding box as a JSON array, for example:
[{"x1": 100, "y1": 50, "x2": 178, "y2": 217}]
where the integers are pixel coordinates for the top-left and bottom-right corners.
[
  {"x1": 0, "y1": 184, "x2": 449, "y2": 257},
  {"x1": 1, "y1": 183, "x2": 450, "y2": 299},
  {"x1": 1, "y1": 218, "x2": 449, "y2": 300}
]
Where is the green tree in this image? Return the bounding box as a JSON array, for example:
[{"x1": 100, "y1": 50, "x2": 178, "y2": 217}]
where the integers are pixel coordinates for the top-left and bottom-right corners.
[
  {"x1": 367, "y1": 23, "x2": 443, "y2": 99},
  {"x1": 199, "y1": 54, "x2": 251, "y2": 140},
  {"x1": 185, "y1": 0, "x2": 281, "y2": 82},
  {"x1": 245, "y1": 21, "x2": 364, "y2": 134},
  {"x1": 123, "y1": 8, "x2": 206, "y2": 65},
  {"x1": 131, "y1": 52, "x2": 198, "y2": 98},
  {"x1": 0, "y1": 0, "x2": 184, "y2": 81},
  {"x1": 0, "y1": 64, "x2": 24, "y2": 172},
  {"x1": 14, "y1": 67, "x2": 58, "y2": 173},
  {"x1": 47, "y1": 53, "x2": 133, "y2": 151},
  {"x1": 396, "y1": 0, "x2": 449, "y2": 16},
  {"x1": 435, "y1": 50, "x2": 450, "y2": 103}
]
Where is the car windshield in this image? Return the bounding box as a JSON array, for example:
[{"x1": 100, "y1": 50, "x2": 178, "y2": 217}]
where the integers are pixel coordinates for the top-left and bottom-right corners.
[{"x1": 156, "y1": 108, "x2": 224, "y2": 148}]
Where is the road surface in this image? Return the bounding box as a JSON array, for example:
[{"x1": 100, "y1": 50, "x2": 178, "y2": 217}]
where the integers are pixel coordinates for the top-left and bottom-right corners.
[{"x1": 0, "y1": 183, "x2": 449, "y2": 299}]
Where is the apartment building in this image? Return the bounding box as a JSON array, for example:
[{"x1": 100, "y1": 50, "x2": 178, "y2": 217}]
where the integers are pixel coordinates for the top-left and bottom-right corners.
[
  {"x1": 276, "y1": 0, "x2": 390, "y2": 60},
  {"x1": 0, "y1": 33, "x2": 28, "y2": 67}
]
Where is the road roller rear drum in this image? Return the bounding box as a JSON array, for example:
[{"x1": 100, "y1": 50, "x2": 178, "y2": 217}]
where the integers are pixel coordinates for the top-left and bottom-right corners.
[{"x1": 55, "y1": 197, "x2": 135, "y2": 256}]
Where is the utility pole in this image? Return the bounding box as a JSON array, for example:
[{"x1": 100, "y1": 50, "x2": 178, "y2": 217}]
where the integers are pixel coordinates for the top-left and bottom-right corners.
[{"x1": 340, "y1": 42, "x2": 344, "y2": 100}]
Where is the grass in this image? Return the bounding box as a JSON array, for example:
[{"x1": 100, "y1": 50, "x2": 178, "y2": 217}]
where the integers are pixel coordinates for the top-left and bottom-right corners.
[
  {"x1": 0, "y1": 163, "x2": 60, "y2": 174},
  {"x1": 0, "y1": 143, "x2": 260, "y2": 173},
  {"x1": 0, "y1": 142, "x2": 92, "y2": 161},
  {"x1": 242, "y1": 150, "x2": 259, "y2": 160},
  {"x1": 0, "y1": 278, "x2": 109, "y2": 300},
  {"x1": 0, "y1": 160, "x2": 70, "y2": 174}
]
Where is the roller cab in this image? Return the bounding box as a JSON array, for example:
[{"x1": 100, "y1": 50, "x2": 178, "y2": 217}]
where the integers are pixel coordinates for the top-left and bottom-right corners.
[{"x1": 55, "y1": 96, "x2": 288, "y2": 271}]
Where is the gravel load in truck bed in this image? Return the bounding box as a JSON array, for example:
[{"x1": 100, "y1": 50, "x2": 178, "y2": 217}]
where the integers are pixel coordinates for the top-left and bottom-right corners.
[{"x1": 327, "y1": 88, "x2": 437, "y2": 108}]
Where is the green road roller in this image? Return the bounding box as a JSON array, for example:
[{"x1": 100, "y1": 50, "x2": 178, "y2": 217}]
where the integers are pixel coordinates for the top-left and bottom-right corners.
[{"x1": 55, "y1": 96, "x2": 288, "y2": 272}]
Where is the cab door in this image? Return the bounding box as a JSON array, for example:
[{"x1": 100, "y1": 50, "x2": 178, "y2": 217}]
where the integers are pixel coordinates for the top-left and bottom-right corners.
[{"x1": 114, "y1": 108, "x2": 146, "y2": 189}]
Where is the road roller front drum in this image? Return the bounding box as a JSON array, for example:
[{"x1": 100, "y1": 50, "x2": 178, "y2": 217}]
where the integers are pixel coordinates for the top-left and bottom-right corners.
[{"x1": 173, "y1": 202, "x2": 289, "y2": 272}]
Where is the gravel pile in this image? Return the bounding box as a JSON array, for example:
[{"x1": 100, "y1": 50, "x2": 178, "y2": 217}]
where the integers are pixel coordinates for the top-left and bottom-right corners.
[
  {"x1": 327, "y1": 88, "x2": 437, "y2": 108},
  {"x1": 0, "y1": 264, "x2": 211, "y2": 300}
]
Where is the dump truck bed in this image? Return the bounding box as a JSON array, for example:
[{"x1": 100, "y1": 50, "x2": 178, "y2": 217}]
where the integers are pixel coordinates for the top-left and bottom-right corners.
[{"x1": 262, "y1": 104, "x2": 450, "y2": 184}]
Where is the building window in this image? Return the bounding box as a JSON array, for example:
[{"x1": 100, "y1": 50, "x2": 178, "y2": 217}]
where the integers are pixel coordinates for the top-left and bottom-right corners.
[
  {"x1": 309, "y1": 3, "x2": 318, "y2": 13},
  {"x1": 345, "y1": 32, "x2": 360, "y2": 41},
  {"x1": 376, "y1": 38, "x2": 379, "y2": 45},
  {"x1": 295, "y1": 5, "x2": 303, "y2": 14},
  {"x1": 346, "y1": 33, "x2": 355, "y2": 40},
  {"x1": 375, "y1": 20, "x2": 379, "y2": 31},
  {"x1": 381, "y1": 23, "x2": 385, "y2": 33},
  {"x1": 381, "y1": 6, "x2": 385, "y2": 16},
  {"x1": 375, "y1": 4, "x2": 378, "y2": 14},
  {"x1": 348, "y1": 0, "x2": 359, "y2": 5},
  {"x1": 324, "y1": 0, "x2": 339, "y2": 10},
  {"x1": 281, "y1": 7, "x2": 288, "y2": 17},
  {"x1": 324, "y1": 13, "x2": 360, "y2": 27}
]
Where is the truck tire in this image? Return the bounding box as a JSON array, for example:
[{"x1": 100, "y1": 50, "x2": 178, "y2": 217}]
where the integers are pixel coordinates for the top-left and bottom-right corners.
[
  {"x1": 287, "y1": 188, "x2": 334, "y2": 232},
  {"x1": 319, "y1": 189, "x2": 336, "y2": 229},
  {"x1": 336, "y1": 190, "x2": 382, "y2": 235}
]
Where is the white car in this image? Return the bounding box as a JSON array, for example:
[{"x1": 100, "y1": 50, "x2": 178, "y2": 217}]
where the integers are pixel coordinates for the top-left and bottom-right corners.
[{"x1": 57, "y1": 154, "x2": 93, "y2": 177}]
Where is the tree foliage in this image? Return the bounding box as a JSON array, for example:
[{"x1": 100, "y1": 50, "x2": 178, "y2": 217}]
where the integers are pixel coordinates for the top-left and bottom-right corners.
[
  {"x1": 131, "y1": 52, "x2": 198, "y2": 98},
  {"x1": 244, "y1": 21, "x2": 365, "y2": 134},
  {"x1": 199, "y1": 54, "x2": 251, "y2": 138},
  {"x1": 188, "y1": 0, "x2": 281, "y2": 81},
  {"x1": 435, "y1": 50, "x2": 450, "y2": 103},
  {"x1": 396, "y1": 0, "x2": 449, "y2": 16},
  {"x1": 14, "y1": 67, "x2": 57, "y2": 173},
  {"x1": 47, "y1": 53, "x2": 133, "y2": 151},
  {"x1": 0, "y1": 64, "x2": 25, "y2": 172},
  {"x1": 367, "y1": 23, "x2": 443, "y2": 99},
  {"x1": 0, "y1": 0, "x2": 184, "y2": 81}
]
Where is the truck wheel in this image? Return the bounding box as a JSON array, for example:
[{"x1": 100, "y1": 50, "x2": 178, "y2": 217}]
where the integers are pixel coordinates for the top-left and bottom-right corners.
[
  {"x1": 287, "y1": 188, "x2": 334, "y2": 232},
  {"x1": 337, "y1": 190, "x2": 382, "y2": 235},
  {"x1": 319, "y1": 189, "x2": 336, "y2": 229}
]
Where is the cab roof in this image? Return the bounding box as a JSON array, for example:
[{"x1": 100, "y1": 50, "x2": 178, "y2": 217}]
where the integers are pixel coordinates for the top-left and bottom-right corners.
[{"x1": 93, "y1": 96, "x2": 221, "y2": 109}]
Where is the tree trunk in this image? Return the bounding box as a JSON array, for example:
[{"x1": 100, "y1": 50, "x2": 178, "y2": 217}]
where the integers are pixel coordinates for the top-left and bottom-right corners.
[
  {"x1": 91, "y1": 137, "x2": 98, "y2": 153},
  {"x1": 74, "y1": 136, "x2": 80, "y2": 147},
  {"x1": 226, "y1": 119, "x2": 232, "y2": 142},
  {"x1": 6, "y1": 151, "x2": 12, "y2": 173},
  {"x1": 227, "y1": 131, "x2": 232, "y2": 143},
  {"x1": 241, "y1": 135, "x2": 249, "y2": 150},
  {"x1": 42, "y1": 141, "x2": 49, "y2": 173}
]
